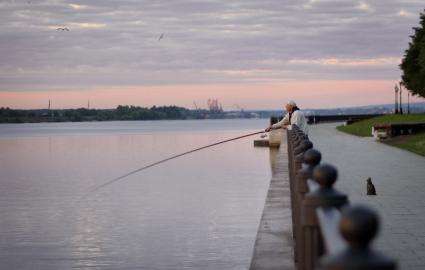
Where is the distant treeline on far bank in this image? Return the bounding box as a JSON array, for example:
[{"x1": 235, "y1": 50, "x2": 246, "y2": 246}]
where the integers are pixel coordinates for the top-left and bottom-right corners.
[
  {"x1": 0, "y1": 105, "x2": 265, "y2": 123},
  {"x1": 2, "y1": 102, "x2": 425, "y2": 124}
]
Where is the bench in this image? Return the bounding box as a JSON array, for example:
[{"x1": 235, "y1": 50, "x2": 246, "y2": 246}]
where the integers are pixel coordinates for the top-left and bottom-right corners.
[{"x1": 372, "y1": 122, "x2": 425, "y2": 140}]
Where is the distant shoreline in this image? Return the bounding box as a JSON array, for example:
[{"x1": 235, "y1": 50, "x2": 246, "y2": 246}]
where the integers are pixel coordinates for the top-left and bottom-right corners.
[
  {"x1": 0, "y1": 105, "x2": 265, "y2": 124},
  {"x1": 0, "y1": 117, "x2": 267, "y2": 125},
  {"x1": 1, "y1": 102, "x2": 425, "y2": 124}
]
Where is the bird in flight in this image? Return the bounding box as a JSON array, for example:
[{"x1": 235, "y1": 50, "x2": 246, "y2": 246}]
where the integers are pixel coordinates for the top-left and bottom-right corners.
[
  {"x1": 56, "y1": 28, "x2": 70, "y2": 31},
  {"x1": 158, "y1": 33, "x2": 164, "y2": 41}
]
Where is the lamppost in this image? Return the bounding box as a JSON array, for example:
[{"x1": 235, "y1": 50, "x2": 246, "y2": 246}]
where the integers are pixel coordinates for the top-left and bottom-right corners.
[
  {"x1": 399, "y1": 81, "x2": 403, "y2": 114},
  {"x1": 407, "y1": 91, "x2": 410, "y2": 114},
  {"x1": 394, "y1": 84, "x2": 399, "y2": 114}
]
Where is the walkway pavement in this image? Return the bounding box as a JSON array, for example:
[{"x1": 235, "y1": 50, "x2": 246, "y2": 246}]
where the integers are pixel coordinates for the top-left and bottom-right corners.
[{"x1": 309, "y1": 123, "x2": 425, "y2": 270}]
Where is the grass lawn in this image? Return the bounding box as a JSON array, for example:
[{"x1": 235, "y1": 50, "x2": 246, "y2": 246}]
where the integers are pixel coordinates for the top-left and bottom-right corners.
[
  {"x1": 336, "y1": 114, "x2": 425, "y2": 137},
  {"x1": 384, "y1": 133, "x2": 425, "y2": 156},
  {"x1": 336, "y1": 114, "x2": 425, "y2": 156}
]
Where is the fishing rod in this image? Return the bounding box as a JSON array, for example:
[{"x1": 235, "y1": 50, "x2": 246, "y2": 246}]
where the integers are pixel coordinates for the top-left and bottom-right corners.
[{"x1": 80, "y1": 130, "x2": 266, "y2": 200}]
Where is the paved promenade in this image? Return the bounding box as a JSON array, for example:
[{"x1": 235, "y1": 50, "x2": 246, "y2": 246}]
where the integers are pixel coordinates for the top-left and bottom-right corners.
[{"x1": 309, "y1": 123, "x2": 425, "y2": 270}]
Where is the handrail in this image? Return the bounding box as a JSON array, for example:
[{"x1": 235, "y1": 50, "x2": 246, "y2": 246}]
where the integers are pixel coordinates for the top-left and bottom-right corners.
[{"x1": 286, "y1": 124, "x2": 397, "y2": 270}]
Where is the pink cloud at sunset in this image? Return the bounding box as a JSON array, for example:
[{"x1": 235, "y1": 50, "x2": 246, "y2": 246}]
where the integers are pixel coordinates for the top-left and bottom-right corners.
[
  {"x1": 287, "y1": 57, "x2": 401, "y2": 67},
  {"x1": 1, "y1": 80, "x2": 423, "y2": 110}
]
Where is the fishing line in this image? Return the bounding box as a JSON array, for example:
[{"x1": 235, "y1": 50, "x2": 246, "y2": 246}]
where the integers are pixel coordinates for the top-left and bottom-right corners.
[{"x1": 80, "y1": 130, "x2": 265, "y2": 200}]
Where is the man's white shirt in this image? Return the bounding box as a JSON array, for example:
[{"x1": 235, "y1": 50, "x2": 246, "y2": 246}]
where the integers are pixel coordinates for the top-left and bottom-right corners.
[{"x1": 271, "y1": 110, "x2": 308, "y2": 134}]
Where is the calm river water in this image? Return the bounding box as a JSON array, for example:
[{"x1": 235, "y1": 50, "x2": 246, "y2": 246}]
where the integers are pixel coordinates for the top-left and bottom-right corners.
[{"x1": 0, "y1": 119, "x2": 272, "y2": 270}]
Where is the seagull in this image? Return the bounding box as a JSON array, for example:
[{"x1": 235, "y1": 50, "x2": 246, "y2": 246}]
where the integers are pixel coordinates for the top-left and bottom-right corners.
[
  {"x1": 56, "y1": 28, "x2": 70, "y2": 31},
  {"x1": 158, "y1": 33, "x2": 164, "y2": 41}
]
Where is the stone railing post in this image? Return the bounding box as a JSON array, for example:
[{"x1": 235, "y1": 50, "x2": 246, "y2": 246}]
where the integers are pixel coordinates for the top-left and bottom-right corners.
[
  {"x1": 294, "y1": 149, "x2": 322, "y2": 267},
  {"x1": 320, "y1": 205, "x2": 397, "y2": 270},
  {"x1": 301, "y1": 164, "x2": 348, "y2": 270},
  {"x1": 289, "y1": 139, "x2": 313, "y2": 246},
  {"x1": 293, "y1": 140, "x2": 313, "y2": 177}
]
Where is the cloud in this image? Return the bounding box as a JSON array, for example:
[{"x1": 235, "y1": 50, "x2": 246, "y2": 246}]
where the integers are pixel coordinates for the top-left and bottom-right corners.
[
  {"x1": 356, "y1": 2, "x2": 373, "y2": 12},
  {"x1": 68, "y1": 3, "x2": 88, "y2": 10},
  {"x1": 288, "y1": 57, "x2": 401, "y2": 67},
  {"x1": 0, "y1": 0, "x2": 424, "y2": 91},
  {"x1": 68, "y1": 22, "x2": 106, "y2": 28},
  {"x1": 398, "y1": 9, "x2": 415, "y2": 17}
]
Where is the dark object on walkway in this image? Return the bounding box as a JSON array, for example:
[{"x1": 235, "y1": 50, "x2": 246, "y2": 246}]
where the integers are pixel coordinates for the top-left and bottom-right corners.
[{"x1": 366, "y1": 177, "x2": 377, "y2": 195}]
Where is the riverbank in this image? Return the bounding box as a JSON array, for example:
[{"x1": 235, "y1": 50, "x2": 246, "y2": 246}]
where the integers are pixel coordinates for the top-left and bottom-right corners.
[
  {"x1": 336, "y1": 114, "x2": 425, "y2": 156},
  {"x1": 0, "y1": 106, "x2": 271, "y2": 124},
  {"x1": 0, "y1": 105, "x2": 208, "y2": 123},
  {"x1": 336, "y1": 114, "x2": 425, "y2": 137}
]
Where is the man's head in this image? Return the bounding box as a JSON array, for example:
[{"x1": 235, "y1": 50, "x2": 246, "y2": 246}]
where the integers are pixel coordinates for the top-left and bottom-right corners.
[{"x1": 285, "y1": 100, "x2": 297, "y2": 112}]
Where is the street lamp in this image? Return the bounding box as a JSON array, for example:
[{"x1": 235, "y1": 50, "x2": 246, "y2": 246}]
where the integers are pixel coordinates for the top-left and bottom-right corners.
[
  {"x1": 399, "y1": 81, "x2": 403, "y2": 114},
  {"x1": 394, "y1": 84, "x2": 399, "y2": 114},
  {"x1": 408, "y1": 91, "x2": 410, "y2": 114}
]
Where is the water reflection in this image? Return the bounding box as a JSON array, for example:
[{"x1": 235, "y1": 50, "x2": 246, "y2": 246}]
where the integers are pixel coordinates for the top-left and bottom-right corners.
[{"x1": 0, "y1": 120, "x2": 271, "y2": 270}]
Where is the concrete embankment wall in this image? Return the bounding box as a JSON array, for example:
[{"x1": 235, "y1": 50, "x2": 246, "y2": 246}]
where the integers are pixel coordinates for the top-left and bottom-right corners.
[{"x1": 249, "y1": 132, "x2": 295, "y2": 270}]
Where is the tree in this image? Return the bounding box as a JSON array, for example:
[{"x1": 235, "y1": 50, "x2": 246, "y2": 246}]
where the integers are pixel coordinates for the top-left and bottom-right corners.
[{"x1": 400, "y1": 10, "x2": 425, "y2": 98}]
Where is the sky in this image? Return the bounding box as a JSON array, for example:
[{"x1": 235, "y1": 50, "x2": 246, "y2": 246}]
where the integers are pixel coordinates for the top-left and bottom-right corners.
[{"x1": 0, "y1": 0, "x2": 424, "y2": 110}]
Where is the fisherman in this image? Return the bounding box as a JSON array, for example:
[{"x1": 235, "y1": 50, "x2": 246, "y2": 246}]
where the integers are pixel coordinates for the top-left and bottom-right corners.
[{"x1": 265, "y1": 100, "x2": 308, "y2": 134}]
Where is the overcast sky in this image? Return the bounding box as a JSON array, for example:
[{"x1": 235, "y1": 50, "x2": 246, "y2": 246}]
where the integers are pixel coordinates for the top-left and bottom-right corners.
[{"x1": 0, "y1": 0, "x2": 424, "y2": 109}]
